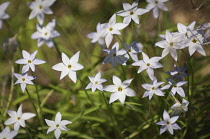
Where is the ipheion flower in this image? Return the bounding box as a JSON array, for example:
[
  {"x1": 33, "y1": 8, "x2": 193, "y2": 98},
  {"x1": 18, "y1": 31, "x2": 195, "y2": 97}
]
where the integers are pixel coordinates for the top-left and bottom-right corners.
[
  {"x1": 13, "y1": 73, "x2": 35, "y2": 92},
  {"x1": 52, "y1": 51, "x2": 84, "y2": 83},
  {"x1": 117, "y1": 0, "x2": 148, "y2": 24},
  {"x1": 15, "y1": 50, "x2": 46, "y2": 73},
  {"x1": 45, "y1": 112, "x2": 72, "y2": 139},
  {"x1": 103, "y1": 76, "x2": 136, "y2": 104},
  {"x1": 0, "y1": 127, "x2": 17, "y2": 139},
  {"x1": 85, "y1": 72, "x2": 107, "y2": 93},
  {"x1": 4, "y1": 105, "x2": 36, "y2": 131},
  {"x1": 28, "y1": 0, "x2": 56, "y2": 24},
  {"x1": 31, "y1": 19, "x2": 60, "y2": 48},
  {"x1": 156, "y1": 110, "x2": 181, "y2": 135},
  {"x1": 0, "y1": 1, "x2": 10, "y2": 29}
]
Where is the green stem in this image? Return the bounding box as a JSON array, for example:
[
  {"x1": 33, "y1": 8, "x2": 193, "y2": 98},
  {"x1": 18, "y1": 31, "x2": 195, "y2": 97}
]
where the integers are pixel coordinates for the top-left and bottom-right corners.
[
  {"x1": 54, "y1": 41, "x2": 62, "y2": 57},
  {"x1": 79, "y1": 79, "x2": 95, "y2": 107},
  {"x1": 25, "y1": 127, "x2": 33, "y2": 139},
  {"x1": 116, "y1": 35, "x2": 133, "y2": 60},
  {"x1": 120, "y1": 65, "x2": 126, "y2": 80},
  {"x1": 32, "y1": 73, "x2": 44, "y2": 133},
  {"x1": 101, "y1": 91, "x2": 122, "y2": 138},
  {"x1": 4, "y1": 62, "x2": 14, "y2": 116},
  {"x1": 25, "y1": 89, "x2": 43, "y2": 132}
]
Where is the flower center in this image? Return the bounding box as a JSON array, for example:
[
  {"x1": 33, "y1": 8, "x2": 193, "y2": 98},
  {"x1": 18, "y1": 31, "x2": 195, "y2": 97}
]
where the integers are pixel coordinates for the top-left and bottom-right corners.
[
  {"x1": 68, "y1": 65, "x2": 72, "y2": 69},
  {"x1": 3, "y1": 137, "x2": 6, "y2": 139},
  {"x1": 151, "y1": 87, "x2": 155, "y2": 90},
  {"x1": 192, "y1": 39, "x2": 197, "y2": 43},
  {"x1": 166, "y1": 121, "x2": 170, "y2": 125},
  {"x1": 95, "y1": 81, "x2": 98, "y2": 84},
  {"x1": 28, "y1": 60, "x2": 32, "y2": 63},
  {"x1": 44, "y1": 32, "x2": 48, "y2": 36},
  {"x1": 113, "y1": 53, "x2": 116, "y2": 57},
  {"x1": 17, "y1": 117, "x2": 21, "y2": 120},
  {"x1": 22, "y1": 78, "x2": 26, "y2": 81},
  {"x1": 169, "y1": 42, "x2": 174, "y2": 47},
  {"x1": 174, "y1": 85, "x2": 177, "y2": 88},
  {"x1": 39, "y1": 5, "x2": 43, "y2": 9},
  {"x1": 56, "y1": 124, "x2": 59, "y2": 127},
  {"x1": 118, "y1": 87, "x2": 123, "y2": 92},
  {"x1": 109, "y1": 27, "x2": 113, "y2": 31},
  {"x1": 155, "y1": 1, "x2": 158, "y2": 4},
  {"x1": 130, "y1": 11, "x2": 134, "y2": 15},
  {"x1": 128, "y1": 49, "x2": 131, "y2": 52},
  {"x1": 146, "y1": 63, "x2": 150, "y2": 66}
]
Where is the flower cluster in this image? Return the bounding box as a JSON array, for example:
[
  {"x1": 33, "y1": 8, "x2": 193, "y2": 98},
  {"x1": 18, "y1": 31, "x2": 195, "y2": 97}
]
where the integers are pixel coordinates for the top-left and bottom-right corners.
[
  {"x1": 86, "y1": 0, "x2": 206, "y2": 135},
  {"x1": 1, "y1": 0, "x2": 209, "y2": 138}
]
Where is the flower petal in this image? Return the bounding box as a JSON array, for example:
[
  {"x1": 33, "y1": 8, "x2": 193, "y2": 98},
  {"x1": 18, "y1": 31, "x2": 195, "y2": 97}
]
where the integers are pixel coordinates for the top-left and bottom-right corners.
[
  {"x1": 109, "y1": 92, "x2": 119, "y2": 104},
  {"x1": 45, "y1": 119, "x2": 56, "y2": 126},
  {"x1": 68, "y1": 70, "x2": 77, "y2": 83},
  {"x1": 55, "y1": 112, "x2": 62, "y2": 124},
  {"x1": 60, "y1": 120, "x2": 72, "y2": 126},
  {"x1": 54, "y1": 128, "x2": 61, "y2": 139},
  {"x1": 21, "y1": 113, "x2": 36, "y2": 120},
  {"x1": 125, "y1": 88, "x2": 136, "y2": 96}
]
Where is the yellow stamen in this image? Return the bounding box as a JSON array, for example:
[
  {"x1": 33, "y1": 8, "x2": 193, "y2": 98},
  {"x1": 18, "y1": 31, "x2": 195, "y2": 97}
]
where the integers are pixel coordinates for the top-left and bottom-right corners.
[
  {"x1": 169, "y1": 42, "x2": 174, "y2": 47},
  {"x1": 118, "y1": 87, "x2": 123, "y2": 92},
  {"x1": 192, "y1": 39, "x2": 197, "y2": 43},
  {"x1": 130, "y1": 11, "x2": 134, "y2": 15}
]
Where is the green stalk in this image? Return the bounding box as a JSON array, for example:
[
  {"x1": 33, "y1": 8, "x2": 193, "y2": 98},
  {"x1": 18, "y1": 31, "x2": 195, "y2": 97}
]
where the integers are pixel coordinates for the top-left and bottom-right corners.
[
  {"x1": 32, "y1": 75, "x2": 44, "y2": 133},
  {"x1": 25, "y1": 127, "x2": 33, "y2": 139},
  {"x1": 25, "y1": 89, "x2": 43, "y2": 132},
  {"x1": 101, "y1": 91, "x2": 122, "y2": 138},
  {"x1": 4, "y1": 62, "x2": 14, "y2": 117},
  {"x1": 79, "y1": 78, "x2": 95, "y2": 107}
]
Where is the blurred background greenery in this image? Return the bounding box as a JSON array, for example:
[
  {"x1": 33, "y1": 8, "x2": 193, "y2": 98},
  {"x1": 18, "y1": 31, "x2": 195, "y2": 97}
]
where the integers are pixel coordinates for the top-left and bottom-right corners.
[{"x1": 0, "y1": 0, "x2": 210, "y2": 138}]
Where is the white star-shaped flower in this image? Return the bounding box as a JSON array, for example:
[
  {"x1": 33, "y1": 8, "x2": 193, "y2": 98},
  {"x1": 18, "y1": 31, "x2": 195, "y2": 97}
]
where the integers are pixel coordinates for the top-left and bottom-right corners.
[
  {"x1": 146, "y1": 0, "x2": 168, "y2": 19},
  {"x1": 156, "y1": 110, "x2": 181, "y2": 135},
  {"x1": 45, "y1": 112, "x2": 72, "y2": 139},
  {"x1": 117, "y1": 0, "x2": 148, "y2": 24},
  {"x1": 85, "y1": 72, "x2": 107, "y2": 93},
  {"x1": 170, "y1": 81, "x2": 187, "y2": 98},
  {"x1": 31, "y1": 19, "x2": 60, "y2": 48},
  {"x1": 124, "y1": 41, "x2": 143, "y2": 61},
  {"x1": 142, "y1": 78, "x2": 164, "y2": 100},
  {"x1": 0, "y1": 1, "x2": 10, "y2": 29},
  {"x1": 13, "y1": 73, "x2": 35, "y2": 92},
  {"x1": 52, "y1": 51, "x2": 84, "y2": 83},
  {"x1": 132, "y1": 52, "x2": 163, "y2": 79},
  {"x1": 177, "y1": 21, "x2": 196, "y2": 39},
  {"x1": 94, "y1": 14, "x2": 127, "y2": 47},
  {"x1": 0, "y1": 127, "x2": 17, "y2": 139},
  {"x1": 185, "y1": 30, "x2": 206, "y2": 56},
  {"x1": 4, "y1": 105, "x2": 36, "y2": 131},
  {"x1": 103, "y1": 76, "x2": 136, "y2": 105},
  {"x1": 87, "y1": 22, "x2": 106, "y2": 48},
  {"x1": 171, "y1": 98, "x2": 189, "y2": 116},
  {"x1": 155, "y1": 30, "x2": 184, "y2": 61},
  {"x1": 162, "y1": 79, "x2": 187, "y2": 97},
  {"x1": 103, "y1": 42, "x2": 127, "y2": 68},
  {"x1": 15, "y1": 50, "x2": 46, "y2": 73},
  {"x1": 28, "y1": 0, "x2": 56, "y2": 24}
]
